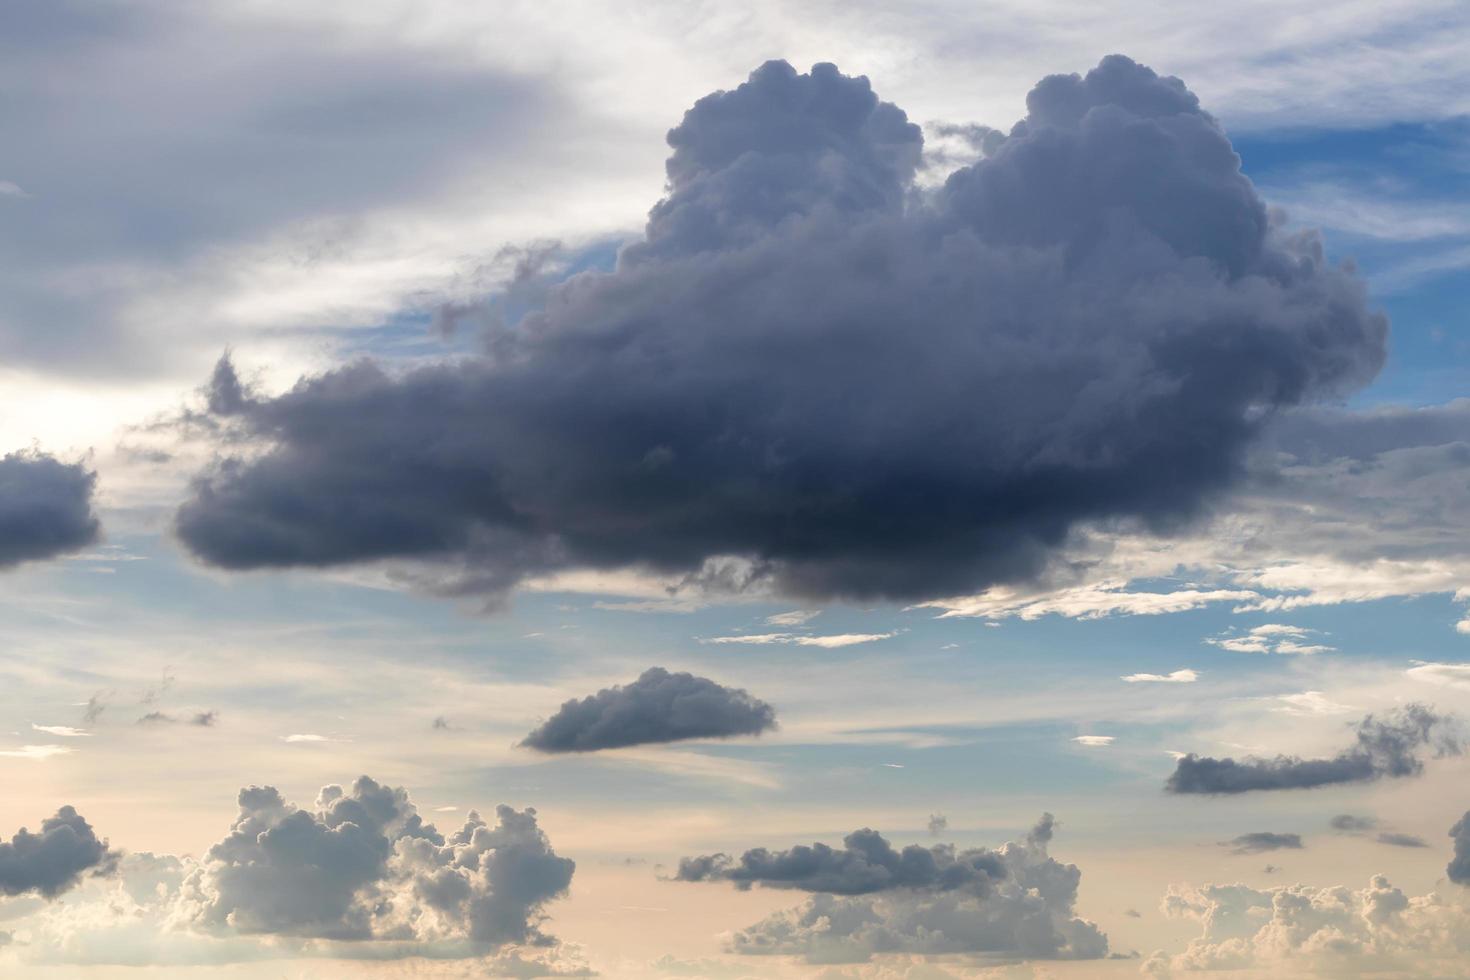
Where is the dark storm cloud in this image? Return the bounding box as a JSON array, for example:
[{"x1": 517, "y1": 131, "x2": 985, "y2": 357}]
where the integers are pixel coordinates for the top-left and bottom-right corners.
[
  {"x1": 685, "y1": 814, "x2": 1107, "y2": 962},
  {"x1": 674, "y1": 827, "x2": 1006, "y2": 895},
  {"x1": 0, "y1": 806, "x2": 118, "y2": 898},
  {"x1": 1166, "y1": 703, "x2": 1459, "y2": 794},
  {"x1": 174, "y1": 55, "x2": 1386, "y2": 604},
  {"x1": 520, "y1": 667, "x2": 776, "y2": 753},
  {"x1": 1448, "y1": 811, "x2": 1470, "y2": 885},
  {"x1": 0, "y1": 451, "x2": 100, "y2": 568},
  {"x1": 182, "y1": 775, "x2": 574, "y2": 946},
  {"x1": 1223, "y1": 832, "x2": 1303, "y2": 854}
]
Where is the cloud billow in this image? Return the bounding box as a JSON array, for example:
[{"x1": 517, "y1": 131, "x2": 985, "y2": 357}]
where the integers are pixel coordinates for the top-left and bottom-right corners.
[
  {"x1": 175, "y1": 55, "x2": 1385, "y2": 603},
  {"x1": 1224, "y1": 832, "x2": 1302, "y2": 854},
  {"x1": 0, "y1": 806, "x2": 117, "y2": 898},
  {"x1": 521, "y1": 667, "x2": 776, "y2": 753},
  {"x1": 0, "y1": 451, "x2": 100, "y2": 568},
  {"x1": 1167, "y1": 703, "x2": 1459, "y2": 794},
  {"x1": 178, "y1": 775, "x2": 575, "y2": 946}
]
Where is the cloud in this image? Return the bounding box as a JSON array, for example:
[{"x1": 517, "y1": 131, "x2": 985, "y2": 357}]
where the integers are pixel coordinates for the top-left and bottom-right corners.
[
  {"x1": 178, "y1": 775, "x2": 575, "y2": 947},
  {"x1": 701, "y1": 633, "x2": 895, "y2": 648},
  {"x1": 1449, "y1": 811, "x2": 1470, "y2": 885},
  {"x1": 0, "y1": 451, "x2": 100, "y2": 568},
  {"x1": 927, "y1": 814, "x2": 947, "y2": 837},
  {"x1": 137, "y1": 710, "x2": 217, "y2": 726},
  {"x1": 30, "y1": 724, "x2": 90, "y2": 737},
  {"x1": 1206, "y1": 624, "x2": 1334, "y2": 655},
  {"x1": 0, "y1": 806, "x2": 117, "y2": 898},
  {"x1": 1122, "y1": 669, "x2": 1198, "y2": 683},
  {"x1": 1407, "y1": 661, "x2": 1470, "y2": 692},
  {"x1": 0, "y1": 745, "x2": 74, "y2": 761},
  {"x1": 673, "y1": 827, "x2": 1007, "y2": 895},
  {"x1": 1072, "y1": 735, "x2": 1115, "y2": 747},
  {"x1": 1222, "y1": 832, "x2": 1303, "y2": 854},
  {"x1": 1329, "y1": 814, "x2": 1377, "y2": 833},
  {"x1": 1166, "y1": 703, "x2": 1460, "y2": 794},
  {"x1": 520, "y1": 667, "x2": 776, "y2": 753},
  {"x1": 1377, "y1": 832, "x2": 1429, "y2": 849},
  {"x1": 173, "y1": 55, "x2": 1384, "y2": 605},
  {"x1": 1161, "y1": 875, "x2": 1470, "y2": 973},
  {"x1": 681, "y1": 814, "x2": 1107, "y2": 962},
  {"x1": 765, "y1": 610, "x2": 819, "y2": 627},
  {"x1": 921, "y1": 583, "x2": 1258, "y2": 621}
]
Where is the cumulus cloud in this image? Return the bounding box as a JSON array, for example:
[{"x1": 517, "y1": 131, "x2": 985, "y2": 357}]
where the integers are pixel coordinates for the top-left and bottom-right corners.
[
  {"x1": 1165, "y1": 703, "x2": 1460, "y2": 794},
  {"x1": 0, "y1": 451, "x2": 100, "y2": 568},
  {"x1": 676, "y1": 814, "x2": 1107, "y2": 962},
  {"x1": 0, "y1": 806, "x2": 117, "y2": 898},
  {"x1": 1160, "y1": 874, "x2": 1470, "y2": 973},
  {"x1": 173, "y1": 55, "x2": 1384, "y2": 604},
  {"x1": 1222, "y1": 832, "x2": 1303, "y2": 855},
  {"x1": 177, "y1": 775, "x2": 574, "y2": 947},
  {"x1": 519, "y1": 667, "x2": 776, "y2": 753}
]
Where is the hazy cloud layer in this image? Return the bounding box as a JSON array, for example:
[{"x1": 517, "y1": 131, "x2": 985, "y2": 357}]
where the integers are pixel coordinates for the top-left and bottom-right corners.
[
  {"x1": 520, "y1": 667, "x2": 776, "y2": 753},
  {"x1": 0, "y1": 806, "x2": 117, "y2": 898},
  {"x1": 0, "y1": 451, "x2": 100, "y2": 568},
  {"x1": 178, "y1": 775, "x2": 574, "y2": 946},
  {"x1": 175, "y1": 55, "x2": 1385, "y2": 603},
  {"x1": 1166, "y1": 703, "x2": 1459, "y2": 794},
  {"x1": 680, "y1": 815, "x2": 1107, "y2": 962}
]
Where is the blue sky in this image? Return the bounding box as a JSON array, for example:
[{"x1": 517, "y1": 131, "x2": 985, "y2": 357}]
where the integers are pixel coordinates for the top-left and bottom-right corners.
[{"x1": 2, "y1": 2, "x2": 1470, "y2": 978}]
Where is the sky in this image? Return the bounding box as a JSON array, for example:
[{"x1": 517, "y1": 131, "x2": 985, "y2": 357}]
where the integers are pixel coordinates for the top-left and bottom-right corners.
[{"x1": 2, "y1": 1, "x2": 1470, "y2": 977}]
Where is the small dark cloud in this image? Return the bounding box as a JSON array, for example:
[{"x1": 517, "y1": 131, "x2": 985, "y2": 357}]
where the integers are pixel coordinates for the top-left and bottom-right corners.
[
  {"x1": 927, "y1": 813, "x2": 948, "y2": 837},
  {"x1": 1125, "y1": 907, "x2": 1142, "y2": 917},
  {"x1": 1223, "y1": 832, "x2": 1303, "y2": 854},
  {"x1": 1262, "y1": 864, "x2": 1280, "y2": 874},
  {"x1": 520, "y1": 667, "x2": 775, "y2": 753},
  {"x1": 173, "y1": 56, "x2": 1386, "y2": 605},
  {"x1": 136, "y1": 710, "x2": 217, "y2": 727},
  {"x1": 80, "y1": 691, "x2": 110, "y2": 726},
  {"x1": 1167, "y1": 704, "x2": 1459, "y2": 794},
  {"x1": 0, "y1": 451, "x2": 100, "y2": 569},
  {"x1": 432, "y1": 715, "x2": 452, "y2": 731},
  {"x1": 1376, "y1": 832, "x2": 1428, "y2": 848},
  {"x1": 0, "y1": 806, "x2": 118, "y2": 899},
  {"x1": 1330, "y1": 814, "x2": 1377, "y2": 833}
]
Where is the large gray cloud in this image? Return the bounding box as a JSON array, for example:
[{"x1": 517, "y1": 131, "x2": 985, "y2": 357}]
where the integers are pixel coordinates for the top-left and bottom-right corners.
[
  {"x1": 0, "y1": 806, "x2": 117, "y2": 898},
  {"x1": 1166, "y1": 703, "x2": 1459, "y2": 794},
  {"x1": 678, "y1": 815, "x2": 1107, "y2": 963},
  {"x1": 520, "y1": 667, "x2": 776, "y2": 753},
  {"x1": 173, "y1": 54, "x2": 1386, "y2": 604},
  {"x1": 178, "y1": 775, "x2": 574, "y2": 946},
  {"x1": 0, "y1": 451, "x2": 100, "y2": 568}
]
